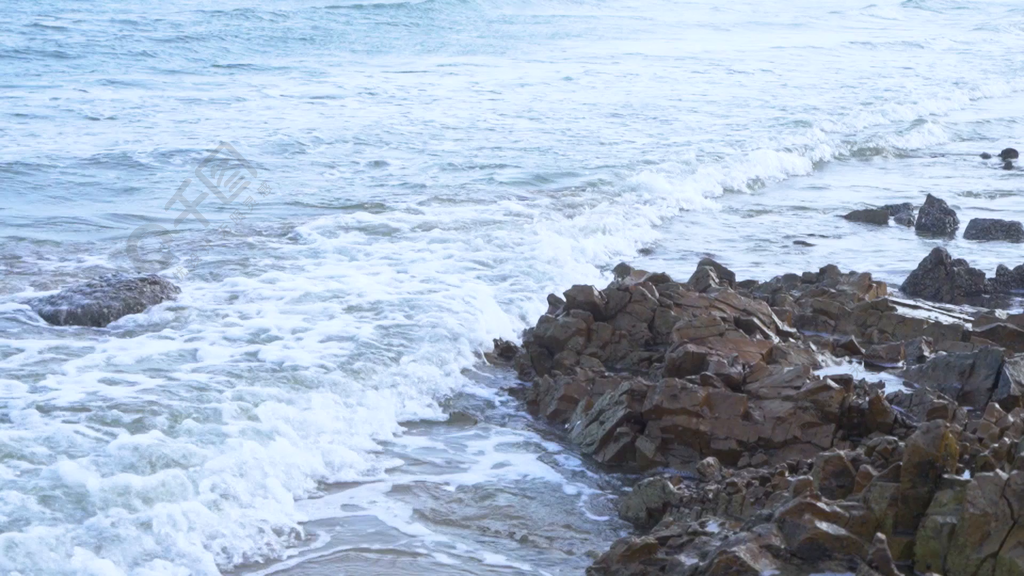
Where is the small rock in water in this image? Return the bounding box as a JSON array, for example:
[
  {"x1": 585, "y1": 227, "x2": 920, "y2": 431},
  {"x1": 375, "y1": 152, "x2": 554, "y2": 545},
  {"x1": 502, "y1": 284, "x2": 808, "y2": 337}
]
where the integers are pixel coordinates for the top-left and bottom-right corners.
[
  {"x1": 843, "y1": 208, "x2": 889, "y2": 226},
  {"x1": 999, "y1": 147, "x2": 1019, "y2": 160},
  {"x1": 29, "y1": 273, "x2": 180, "y2": 327},
  {"x1": 981, "y1": 152, "x2": 993, "y2": 160},
  {"x1": 793, "y1": 240, "x2": 815, "y2": 247},
  {"x1": 963, "y1": 218, "x2": 1024, "y2": 243},
  {"x1": 914, "y1": 193, "x2": 959, "y2": 237}
]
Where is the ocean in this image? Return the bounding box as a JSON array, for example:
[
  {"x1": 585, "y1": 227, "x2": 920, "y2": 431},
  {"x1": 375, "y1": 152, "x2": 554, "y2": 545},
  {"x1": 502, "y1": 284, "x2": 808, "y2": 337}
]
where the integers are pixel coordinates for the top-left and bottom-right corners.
[{"x1": 1, "y1": 0, "x2": 1022, "y2": 573}]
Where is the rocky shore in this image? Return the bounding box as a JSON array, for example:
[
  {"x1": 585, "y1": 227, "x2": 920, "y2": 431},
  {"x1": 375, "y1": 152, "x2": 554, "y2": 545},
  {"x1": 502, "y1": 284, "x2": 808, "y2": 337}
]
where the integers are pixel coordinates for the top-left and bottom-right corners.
[{"x1": 489, "y1": 251, "x2": 1024, "y2": 575}]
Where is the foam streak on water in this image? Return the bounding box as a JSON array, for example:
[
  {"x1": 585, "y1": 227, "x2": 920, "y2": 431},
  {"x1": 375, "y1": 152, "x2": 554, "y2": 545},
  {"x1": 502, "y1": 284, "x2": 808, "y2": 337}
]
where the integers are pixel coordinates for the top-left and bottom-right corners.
[{"x1": 1, "y1": 0, "x2": 1023, "y2": 573}]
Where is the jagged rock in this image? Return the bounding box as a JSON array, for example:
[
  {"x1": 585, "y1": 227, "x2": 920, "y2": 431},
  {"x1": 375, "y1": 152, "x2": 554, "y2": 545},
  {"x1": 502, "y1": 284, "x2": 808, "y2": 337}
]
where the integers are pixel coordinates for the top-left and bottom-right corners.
[
  {"x1": 868, "y1": 532, "x2": 899, "y2": 576},
  {"x1": 773, "y1": 497, "x2": 867, "y2": 561},
  {"x1": 996, "y1": 355, "x2": 1024, "y2": 410},
  {"x1": 946, "y1": 471, "x2": 1014, "y2": 576},
  {"x1": 695, "y1": 258, "x2": 736, "y2": 288},
  {"x1": 896, "y1": 421, "x2": 959, "y2": 537},
  {"x1": 844, "y1": 209, "x2": 890, "y2": 226},
  {"x1": 689, "y1": 266, "x2": 723, "y2": 293},
  {"x1": 563, "y1": 285, "x2": 608, "y2": 319},
  {"x1": 964, "y1": 218, "x2": 1024, "y2": 243},
  {"x1": 988, "y1": 264, "x2": 1024, "y2": 293},
  {"x1": 901, "y1": 347, "x2": 1005, "y2": 410},
  {"x1": 568, "y1": 380, "x2": 647, "y2": 465},
  {"x1": 901, "y1": 247, "x2": 986, "y2": 304},
  {"x1": 697, "y1": 456, "x2": 723, "y2": 482},
  {"x1": 618, "y1": 476, "x2": 681, "y2": 528},
  {"x1": 915, "y1": 194, "x2": 960, "y2": 237},
  {"x1": 499, "y1": 261, "x2": 1024, "y2": 576},
  {"x1": 29, "y1": 273, "x2": 181, "y2": 328},
  {"x1": 864, "y1": 342, "x2": 905, "y2": 367},
  {"x1": 811, "y1": 450, "x2": 857, "y2": 500},
  {"x1": 972, "y1": 323, "x2": 1024, "y2": 354}
]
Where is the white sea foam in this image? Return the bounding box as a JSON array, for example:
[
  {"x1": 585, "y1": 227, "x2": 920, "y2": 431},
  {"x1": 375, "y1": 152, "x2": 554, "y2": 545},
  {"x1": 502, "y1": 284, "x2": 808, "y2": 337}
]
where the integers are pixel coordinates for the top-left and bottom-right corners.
[{"x1": 2, "y1": 0, "x2": 1024, "y2": 573}]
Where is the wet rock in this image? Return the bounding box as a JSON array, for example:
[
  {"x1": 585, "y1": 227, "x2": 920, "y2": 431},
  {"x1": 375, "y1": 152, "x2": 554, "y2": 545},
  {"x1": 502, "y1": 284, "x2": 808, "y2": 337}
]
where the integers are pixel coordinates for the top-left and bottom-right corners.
[
  {"x1": 988, "y1": 264, "x2": 1024, "y2": 294},
  {"x1": 901, "y1": 347, "x2": 1005, "y2": 411},
  {"x1": 29, "y1": 273, "x2": 181, "y2": 328},
  {"x1": 844, "y1": 208, "x2": 890, "y2": 226},
  {"x1": 883, "y1": 202, "x2": 913, "y2": 215},
  {"x1": 964, "y1": 218, "x2": 1024, "y2": 243},
  {"x1": 1001, "y1": 148, "x2": 1020, "y2": 160},
  {"x1": 568, "y1": 379, "x2": 649, "y2": 465},
  {"x1": 915, "y1": 193, "x2": 960, "y2": 237},
  {"x1": 901, "y1": 247, "x2": 986, "y2": 304}
]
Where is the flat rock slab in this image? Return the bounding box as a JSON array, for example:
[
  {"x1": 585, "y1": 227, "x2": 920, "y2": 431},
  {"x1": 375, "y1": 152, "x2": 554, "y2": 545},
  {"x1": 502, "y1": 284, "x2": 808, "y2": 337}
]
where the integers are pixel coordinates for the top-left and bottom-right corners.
[{"x1": 30, "y1": 274, "x2": 181, "y2": 327}]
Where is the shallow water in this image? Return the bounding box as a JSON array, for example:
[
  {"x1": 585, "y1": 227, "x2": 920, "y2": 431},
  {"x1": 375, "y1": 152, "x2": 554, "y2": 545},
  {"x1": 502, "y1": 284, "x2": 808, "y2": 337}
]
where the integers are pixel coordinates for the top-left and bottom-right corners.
[{"x1": 1, "y1": 0, "x2": 1023, "y2": 573}]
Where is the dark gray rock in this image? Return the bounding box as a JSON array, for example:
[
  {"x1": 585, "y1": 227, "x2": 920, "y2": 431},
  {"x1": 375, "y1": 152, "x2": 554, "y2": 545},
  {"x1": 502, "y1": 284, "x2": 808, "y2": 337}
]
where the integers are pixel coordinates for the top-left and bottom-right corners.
[
  {"x1": 1000, "y1": 148, "x2": 1019, "y2": 160},
  {"x1": 883, "y1": 202, "x2": 914, "y2": 217},
  {"x1": 915, "y1": 194, "x2": 960, "y2": 237},
  {"x1": 30, "y1": 274, "x2": 180, "y2": 328},
  {"x1": 843, "y1": 209, "x2": 889, "y2": 226},
  {"x1": 901, "y1": 247, "x2": 986, "y2": 304},
  {"x1": 695, "y1": 257, "x2": 736, "y2": 288},
  {"x1": 893, "y1": 212, "x2": 915, "y2": 227},
  {"x1": 988, "y1": 264, "x2": 1024, "y2": 294},
  {"x1": 883, "y1": 203, "x2": 916, "y2": 227},
  {"x1": 963, "y1": 218, "x2": 1024, "y2": 243},
  {"x1": 901, "y1": 347, "x2": 1005, "y2": 410}
]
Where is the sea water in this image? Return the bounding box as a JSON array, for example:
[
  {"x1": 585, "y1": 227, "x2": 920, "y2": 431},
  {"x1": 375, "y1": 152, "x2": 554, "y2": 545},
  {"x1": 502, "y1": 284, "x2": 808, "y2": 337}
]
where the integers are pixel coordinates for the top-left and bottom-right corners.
[{"x1": 1, "y1": 0, "x2": 1022, "y2": 573}]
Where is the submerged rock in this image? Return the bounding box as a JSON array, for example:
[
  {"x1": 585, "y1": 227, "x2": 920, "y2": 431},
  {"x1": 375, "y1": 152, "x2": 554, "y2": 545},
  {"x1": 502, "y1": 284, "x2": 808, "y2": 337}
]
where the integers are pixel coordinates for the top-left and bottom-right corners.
[
  {"x1": 29, "y1": 274, "x2": 180, "y2": 327},
  {"x1": 963, "y1": 218, "x2": 1024, "y2": 242},
  {"x1": 915, "y1": 194, "x2": 960, "y2": 237},
  {"x1": 901, "y1": 247, "x2": 986, "y2": 304}
]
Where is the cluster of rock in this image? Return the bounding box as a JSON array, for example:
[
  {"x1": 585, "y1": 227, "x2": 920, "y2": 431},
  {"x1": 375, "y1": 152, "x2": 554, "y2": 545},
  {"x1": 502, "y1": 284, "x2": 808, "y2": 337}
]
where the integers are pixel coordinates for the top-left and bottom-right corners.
[
  {"x1": 490, "y1": 257, "x2": 1024, "y2": 576},
  {"x1": 29, "y1": 273, "x2": 180, "y2": 327},
  {"x1": 901, "y1": 247, "x2": 1024, "y2": 305},
  {"x1": 842, "y1": 193, "x2": 1024, "y2": 242}
]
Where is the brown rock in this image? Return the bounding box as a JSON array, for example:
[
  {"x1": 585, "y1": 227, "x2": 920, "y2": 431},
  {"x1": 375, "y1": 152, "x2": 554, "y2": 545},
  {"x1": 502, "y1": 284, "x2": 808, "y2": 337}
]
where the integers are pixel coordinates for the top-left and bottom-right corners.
[
  {"x1": 897, "y1": 421, "x2": 959, "y2": 535},
  {"x1": 563, "y1": 284, "x2": 608, "y2": 320},
  {"x1": 672, "y1": 315, "x2": 727, "y2": 342},
  {"x1": 869, "y1": 532, "x2": 899, "y2": 576},
  {"x1": 975, "y1": 323, "x2": 1024, "y2": 355},
  {"x1": 947, "y1": 471, "x2": 1014, "y2": 576},
  {"x1": 812, "y1": 449, "x2": 858, "y2": 500},
  {"x1": 773, "y1": 497, "x2": 867, "y2": 561}
]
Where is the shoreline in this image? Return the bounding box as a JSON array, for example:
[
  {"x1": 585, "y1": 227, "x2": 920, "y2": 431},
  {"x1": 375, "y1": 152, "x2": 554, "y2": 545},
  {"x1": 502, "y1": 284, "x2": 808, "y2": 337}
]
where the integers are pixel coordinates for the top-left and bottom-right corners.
[{"x1": 489, "y1": 250, "x2": 1024, "y2": 575}]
